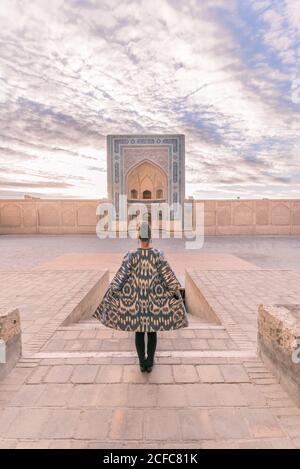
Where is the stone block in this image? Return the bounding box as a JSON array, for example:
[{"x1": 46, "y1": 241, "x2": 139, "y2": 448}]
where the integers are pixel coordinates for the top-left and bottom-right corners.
[
  {"x1": 242, "y1": 408, "x2": 284, "y2": 438},
  {"x1": 40, "y1": 409, "x2": 81, "y2": 439},
  {"x1": 44, "y1": 365, "x2": 74, "y2": 383},
  {"x1": 62, "y1": 270, "x2": 109, "y2": 325},
  {"x1": 221, "y1": 365, "x2": 250, "y2": 383},
  {"x1": 258, "y1": 304, "x2": 300, "y2": 406},
  {"x1": 184, "y1": 271, "x2": 220, "y2": 323},
  {"x1": 75, "y1": 409, "x2": 112, "y2": 439},
  {"x1": 95, "y1": 365, "x2": 123, "y2": 383},
  {"x1": 173, "y1": 365, "x2": 198, "y2": 383},
  {"x1": 157, "y1": 384, "x2": 187, "y2": 407},
  {"x1": 209, "y1": 408, "x2": 250, "y2": 439},
  {"x1": 179, "y1": 409, "x2": 215, "y2": 440},
  {"x1": 110, "y1": 408, "x2": 143, "y2": 440},
  {"x1": 144, "y1": 409, "x2": 180, "y2": 440},
  {"x1": 196, "y1": 365, "x2": 224, "y2": 383},
  {"x1": 0, "y1": 309, "x2": 22, "y2": 381}
]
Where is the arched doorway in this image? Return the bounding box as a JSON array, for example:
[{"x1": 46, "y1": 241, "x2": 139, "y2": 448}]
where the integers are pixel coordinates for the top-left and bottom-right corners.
[
  {"x1": 126, "y1": 160, "x2": 168, "y2": 201},
  {"x1": 143, "y1": 190, "x2": 151, "y2": 199},
  {"x1": 131, "y1": 189, "x2": 138, "y2": 199},
  {"x1": 126, "y1": 160, "x2": 168, "y2": 234}
]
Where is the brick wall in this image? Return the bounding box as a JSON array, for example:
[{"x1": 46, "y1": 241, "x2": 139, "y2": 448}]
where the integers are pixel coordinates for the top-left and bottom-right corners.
[{"x1": 0, "y1": 198, "x2": 300, "y2": 235}]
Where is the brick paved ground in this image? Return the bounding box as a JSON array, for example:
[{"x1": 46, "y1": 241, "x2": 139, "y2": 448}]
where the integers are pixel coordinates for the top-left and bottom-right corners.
[
  {"x1": 1, "y1": 315, "x2": 299, "y2": 448},
  {"x1": 1, "y1": 234, "x2": 300, "y2": 270},
  {"x1": 0, "y1": 270, "x2": 106, "y2": 354},
  {"x1": 188, "y1": 270, "x2": 300, "y2": 350},
  {"x1": 0, "y1": 337, "x2": 299, "y2": 448},
  {"x1": 0, "y1": 234, "x2": 299, "y2": 448}
]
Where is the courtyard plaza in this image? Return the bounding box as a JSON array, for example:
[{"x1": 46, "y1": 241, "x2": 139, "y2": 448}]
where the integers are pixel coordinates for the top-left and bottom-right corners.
[{"x1": 0, "y1": 234, "x2": 300, "y2": 448}]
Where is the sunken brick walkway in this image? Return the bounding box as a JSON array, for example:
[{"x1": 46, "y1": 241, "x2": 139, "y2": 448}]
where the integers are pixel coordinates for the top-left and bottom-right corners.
[{"x1": 0, "y1": 235, "x2": 300, "y2": 448}]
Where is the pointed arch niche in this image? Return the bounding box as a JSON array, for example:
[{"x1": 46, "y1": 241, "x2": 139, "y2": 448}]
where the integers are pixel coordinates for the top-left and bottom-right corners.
[{"x1": 126, "y1": 160, "x2": 168, "y2": 201}]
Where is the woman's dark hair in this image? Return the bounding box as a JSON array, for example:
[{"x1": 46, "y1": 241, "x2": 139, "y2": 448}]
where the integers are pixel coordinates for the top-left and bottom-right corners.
[{"x1": 138, "y1": 221, "x2": 151, "y2": 241}]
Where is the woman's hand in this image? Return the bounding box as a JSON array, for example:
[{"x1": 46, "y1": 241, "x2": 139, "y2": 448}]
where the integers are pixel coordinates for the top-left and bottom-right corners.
[{"x1": 173, "y1": 290, "x2": 181, "y2": 300}]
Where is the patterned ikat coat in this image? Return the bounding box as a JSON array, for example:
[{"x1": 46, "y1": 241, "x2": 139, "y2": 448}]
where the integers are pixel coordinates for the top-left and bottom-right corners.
[{"x1": 94, "y1": 248, "x2": 188, "y2": 332}]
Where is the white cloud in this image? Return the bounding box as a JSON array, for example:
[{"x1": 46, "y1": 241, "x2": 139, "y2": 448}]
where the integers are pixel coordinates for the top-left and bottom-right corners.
[{"x1": 0, "y1": 0, "x2": 299, "y2": 198}]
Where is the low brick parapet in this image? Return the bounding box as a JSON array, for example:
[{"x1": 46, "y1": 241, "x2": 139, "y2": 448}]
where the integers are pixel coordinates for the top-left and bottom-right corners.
[
  {"x1": 184, "y1": 271, "x2": 221, "y2": 324},
  {"x1": 0, "y1": 308, "x2": 22, "y2": 380},
  {"x1": 258, "y1": 304, "x2": 300, "y2": 406}
]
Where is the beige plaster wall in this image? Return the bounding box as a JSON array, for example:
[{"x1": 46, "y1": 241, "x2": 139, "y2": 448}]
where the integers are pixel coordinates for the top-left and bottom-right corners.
[
  {"x1": 0, "y1": 198, "x2": 299, "y2": 235},
  {"x1": 0, "y1": 199, "x2": 106, "y2": 234},
  {"x1": 195, "y1": 199, "x2": 300, "y2": 236}
]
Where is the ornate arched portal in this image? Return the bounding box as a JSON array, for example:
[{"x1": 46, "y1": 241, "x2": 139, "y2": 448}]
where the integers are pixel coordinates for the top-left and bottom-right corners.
[{"x1": 107, "y1": 135, "x2": 185, "y2": 212}]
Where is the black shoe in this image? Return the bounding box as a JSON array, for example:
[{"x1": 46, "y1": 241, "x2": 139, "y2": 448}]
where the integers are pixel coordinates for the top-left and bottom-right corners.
[
  {"x1": 145, "y1": 358, "x2": 154, "y2": 373},
  {"x1": 139, "y1": 358, "x2": 147, "y2": 372}
]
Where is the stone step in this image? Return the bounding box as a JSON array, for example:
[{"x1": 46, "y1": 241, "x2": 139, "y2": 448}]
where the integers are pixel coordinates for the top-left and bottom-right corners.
[
  {"x1": 39, "y1": 312, "x2": 239, "y2": 356},
  {"x1": 40, "y1": 326, "x2": 243, "y2": 361},
  {"x1": 22, "y1": 349, "x2": 257, "y2": 360},
  {"x1": 75, "y1": 313, "x2": 224, "y2": 330}
]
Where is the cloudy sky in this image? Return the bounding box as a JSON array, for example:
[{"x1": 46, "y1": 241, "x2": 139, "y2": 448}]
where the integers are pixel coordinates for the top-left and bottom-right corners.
[{"x1": 0, "y1": 0, "x2": 299, "y2": 199}]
